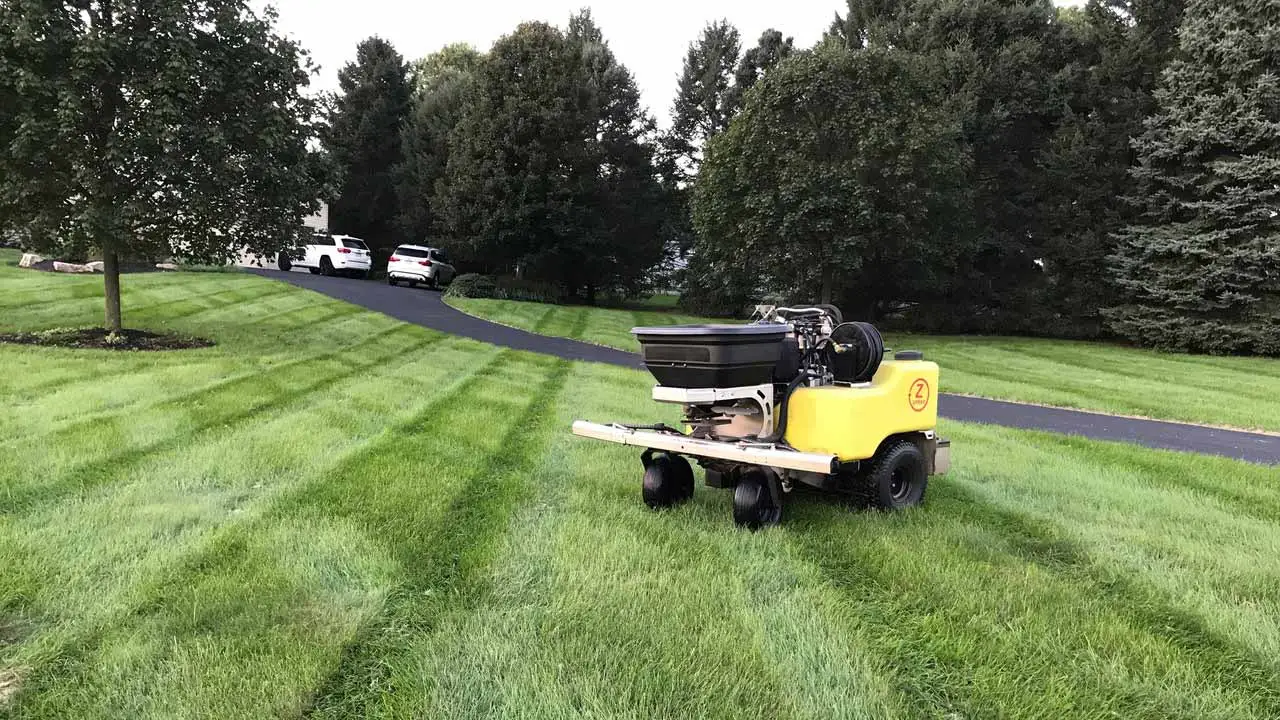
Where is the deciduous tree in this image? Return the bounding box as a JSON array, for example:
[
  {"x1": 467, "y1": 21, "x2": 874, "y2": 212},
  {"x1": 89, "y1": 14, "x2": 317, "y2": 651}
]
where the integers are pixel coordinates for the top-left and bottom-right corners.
[{"x1": 0, "y1": 0, "x2": 321, "y2": 332}]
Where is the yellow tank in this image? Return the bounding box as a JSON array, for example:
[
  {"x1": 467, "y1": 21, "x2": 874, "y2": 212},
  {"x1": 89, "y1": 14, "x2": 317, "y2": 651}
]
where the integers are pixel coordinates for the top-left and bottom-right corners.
[{"x1": 783, "y1": 360, "x2": 940, "y2": 461}]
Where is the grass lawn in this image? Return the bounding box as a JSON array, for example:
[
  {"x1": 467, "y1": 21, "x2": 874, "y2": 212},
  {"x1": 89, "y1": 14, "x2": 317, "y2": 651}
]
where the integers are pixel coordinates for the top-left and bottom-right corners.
[
  {"x1": 447, "y1": 296, "x2": 1280, "y2": 432},
  {"x1": 3, "y1": 251, "x2": 1280, "y2": 718}
]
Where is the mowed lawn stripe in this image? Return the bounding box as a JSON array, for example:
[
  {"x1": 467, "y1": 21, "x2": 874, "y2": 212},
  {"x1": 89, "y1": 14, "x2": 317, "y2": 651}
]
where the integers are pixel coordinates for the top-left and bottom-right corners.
[
  {"x1": 1, "y1": 339, "x2": 510, "y2": 717},
  {"x1": 0, "y1": 302, "x2": 394, "y2": 443},
  {"x1": 299, "y1": 353, "x2": 571, "y2": 719},
  {"x1": 783, "y1": 427, "x2": 1280, "y2": 719},
  {"x1": 0, "y1": 299, "x2": 401, "y2": 441},
  {"x1": 382, "y1": 362, "x2": 847, "y2": 719},
  {"x1": 0, "y1": 323, "x2": 434, "y2": 514}
]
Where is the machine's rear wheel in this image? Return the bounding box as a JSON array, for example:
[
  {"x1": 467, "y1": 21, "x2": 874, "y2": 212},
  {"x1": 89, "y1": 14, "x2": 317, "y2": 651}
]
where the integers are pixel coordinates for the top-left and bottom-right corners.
[
  {"x1": 862, "y1": 439, "x2": 928, "y2": 510},
  {"x1": 733, "y1": 468, "x2": 782, "y2": 530},
  {"x1": 642, "y1": 454, "x2": 694, "y2": 509}
]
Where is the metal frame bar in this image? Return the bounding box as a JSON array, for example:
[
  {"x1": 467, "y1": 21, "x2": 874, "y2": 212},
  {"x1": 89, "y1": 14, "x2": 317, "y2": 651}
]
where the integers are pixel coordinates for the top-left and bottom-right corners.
[{"x1": 571, "y1": 421, "x2": 838, "y2": 475}]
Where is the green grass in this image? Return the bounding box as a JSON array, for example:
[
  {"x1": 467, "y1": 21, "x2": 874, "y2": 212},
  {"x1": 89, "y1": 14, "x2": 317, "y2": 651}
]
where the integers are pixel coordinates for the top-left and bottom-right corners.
[
  {"x1": 3, "y1": 249, "x2": 1280, "y2": 718},
  {"x1": 447, "y1": 296, "x2": 1280, "y2": 432}
]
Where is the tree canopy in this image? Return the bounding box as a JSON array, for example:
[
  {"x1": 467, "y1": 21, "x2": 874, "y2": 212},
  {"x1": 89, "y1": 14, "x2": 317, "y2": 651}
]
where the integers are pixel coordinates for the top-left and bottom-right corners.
[
  {"x1": 434, "y1": 17, "x2": 666, "y2": 301},
  {"x1": 325, "y1": 36, "x2": 412, "y2": 263},
  {"x1": 692, "y1": 47, "x2": 970, "y2": 314},
  {"x1": 0, "y1": 0, "x2": 321, "y2": 331},
  {"x1": 1107, "y1": 0, "x2": 1280, "y2": 354}
]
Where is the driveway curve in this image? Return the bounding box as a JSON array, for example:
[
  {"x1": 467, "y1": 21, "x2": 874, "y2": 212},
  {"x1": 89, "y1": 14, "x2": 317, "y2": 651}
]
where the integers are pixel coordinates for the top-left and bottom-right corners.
[{"x1": 249, "y1": 268, "x2": 1280, "y2": 466}]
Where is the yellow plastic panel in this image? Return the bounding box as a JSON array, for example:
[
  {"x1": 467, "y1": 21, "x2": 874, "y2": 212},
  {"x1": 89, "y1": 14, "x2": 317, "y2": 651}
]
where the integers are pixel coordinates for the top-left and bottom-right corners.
[{"x1": 783, "y1": 360, "x2": 939, "y2": 461}]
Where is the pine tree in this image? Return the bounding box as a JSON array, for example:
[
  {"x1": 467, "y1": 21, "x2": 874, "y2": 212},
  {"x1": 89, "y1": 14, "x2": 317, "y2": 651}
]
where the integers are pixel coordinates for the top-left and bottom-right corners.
[
  {"x1": 663, "y1": 21, "x2": 741, "y2": 185},
  {"x1": 1108, "y1": 0, "x2": 1280, "y2": 355},
  {"x1": 396, "y1": 44, "x2": 481, "y2": 245},
  {"x1": 325, "y1": 37, "x2": 411, "y2": 263}
]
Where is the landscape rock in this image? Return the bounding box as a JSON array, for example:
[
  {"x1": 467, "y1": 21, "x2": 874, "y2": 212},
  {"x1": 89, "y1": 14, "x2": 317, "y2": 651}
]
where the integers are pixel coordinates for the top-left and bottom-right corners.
[
  {"x1": 86, "y1": 261, "x2": 105, "y2": 273},
  {"x1": 18, "y1": 253, "x2": 44, "y2": 268},
  {"x1": 52, "y1": 261, "x2": 94, "y2": 274},
  {"x1": 155, "y1": 262, "x2": 179, "y2": 271}
]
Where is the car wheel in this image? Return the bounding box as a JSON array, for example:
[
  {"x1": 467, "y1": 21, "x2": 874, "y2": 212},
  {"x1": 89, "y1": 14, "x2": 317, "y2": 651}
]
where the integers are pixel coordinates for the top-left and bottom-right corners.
[
  {"x1": 387, "y1": 275, "x2": 398, "y2": 286},
  {"x1": 320, "y1": 257, "x2": 333, "y2": 276},
  {"x1": 278, "y1": 253, "x2": 292, "y2": 272}
]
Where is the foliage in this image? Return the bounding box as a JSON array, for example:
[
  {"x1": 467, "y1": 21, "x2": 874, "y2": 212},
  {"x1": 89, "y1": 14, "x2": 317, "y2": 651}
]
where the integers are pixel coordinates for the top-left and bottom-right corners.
[
  {"x1": 1107, "y1": 0, "x2": 1280, "y2": 355},
  {"x1": 325, "y1": 36, "x2": 412, "y2": 265},
  {"x1": 691, "y1": 47, "x2": 970, "y2": 315},
  {"x1": 435, "y1": 15, "x2": 666, "y2": 302},
  {"x1": 444, "y1": 272, "x2": 498, "y2": 299},
  {"x1": 396, "y1": 44, "x2": 482, "y2": 247},
  {"x1": 0, "y1": 0, "x2": 321, "y2": 331}
]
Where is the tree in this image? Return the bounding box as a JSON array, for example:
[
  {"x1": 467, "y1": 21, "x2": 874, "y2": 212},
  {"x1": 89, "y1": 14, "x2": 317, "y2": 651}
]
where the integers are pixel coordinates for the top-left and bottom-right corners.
[
  {"x1": 692, "y1": 48, "x2": 970, "y2": 314},
  {"x1": 829, "y1": 0, "x2": 1081, "y2": 332},
  {"x1": 726, "y1": 29, "x2": 794, "y2": 109},
  {"x1": 1031, "y1": 0, "x2": 1186, "y2": 337},
  {"x1": 0, "y1": 0, "x2": 321, "y2": 332},
  {"x1": 436, "y1": 18, "x2": 665, "y2": 301},
  {"x1": 1107, "y1": 0, "x2": 1280, "y2": 355},
  {"x1": 663, "y1": 21, "x2": 742, "y2": 186},
  {"x1": 325, "y1": 37, "x2": 411, "y2": 264},
  {"x1": 396, "y1": 44, "x2": 482, "y2": 245}
]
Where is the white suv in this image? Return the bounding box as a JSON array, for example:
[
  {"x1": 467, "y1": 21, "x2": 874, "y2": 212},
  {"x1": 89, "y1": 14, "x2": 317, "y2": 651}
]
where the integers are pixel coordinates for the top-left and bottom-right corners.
[
  {"x1": 278, "y1": 234, "x2": 373, "y2": 278},
  {"x1": 387, "y1": 245, "x2": 455, "y2": 288}
]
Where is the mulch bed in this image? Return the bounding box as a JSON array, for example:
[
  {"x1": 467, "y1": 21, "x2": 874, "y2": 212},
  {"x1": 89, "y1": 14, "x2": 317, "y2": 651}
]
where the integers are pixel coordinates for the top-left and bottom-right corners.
[{"x1": 0, "y1": 328, "x2": 214, "y2": 351}]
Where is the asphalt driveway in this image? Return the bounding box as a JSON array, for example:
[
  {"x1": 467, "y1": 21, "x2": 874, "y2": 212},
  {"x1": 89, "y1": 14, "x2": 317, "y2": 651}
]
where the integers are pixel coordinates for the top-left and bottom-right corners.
[{"x1": 249, "y1": 268, "x2": 1280, "y2": 465}]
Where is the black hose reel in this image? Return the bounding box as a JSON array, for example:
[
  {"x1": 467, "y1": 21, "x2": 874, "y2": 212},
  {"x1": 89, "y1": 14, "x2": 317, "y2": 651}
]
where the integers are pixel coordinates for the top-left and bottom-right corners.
[{"x1": 827, "y1": 322, "x2": 884, "y2": 383}]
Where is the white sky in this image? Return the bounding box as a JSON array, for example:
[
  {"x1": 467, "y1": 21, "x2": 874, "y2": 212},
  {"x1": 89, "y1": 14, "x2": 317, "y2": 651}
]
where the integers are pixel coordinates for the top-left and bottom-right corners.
[{"x1": 259, "y1": 0, "x2": 1087, "y2": 126}]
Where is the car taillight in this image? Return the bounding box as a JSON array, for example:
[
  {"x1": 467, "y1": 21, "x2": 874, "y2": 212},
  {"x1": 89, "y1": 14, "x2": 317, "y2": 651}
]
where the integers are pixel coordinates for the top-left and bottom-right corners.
[
  {"x1": 389, "y1": 256, "x2": 400, "y2": 262},
  {"x1": 337, "y1": 247, "x2": 352, "y2": 254},
  {"x1": 418, "y1": 260, "x2": 432, "y2": 267}
]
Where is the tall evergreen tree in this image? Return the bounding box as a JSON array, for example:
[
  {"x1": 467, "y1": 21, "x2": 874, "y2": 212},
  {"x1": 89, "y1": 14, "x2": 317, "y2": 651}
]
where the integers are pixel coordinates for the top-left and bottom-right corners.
[
  {"x1": 726, "y1": 29, "x2": 794, "y2": 109},
  {"x1": 325, "y1": 37, "x2": 411, "y2": 263},
  {"x1": 436, "y1": 19, "x2": 664, "y2": 301},
  {"x1": 663, "y1": 21, "x2": 741, "y2": 185},
  {"x1": 396, "y1": 44, "x2": 482, "y2": 245},
  {"x1": 1108, "y1": 0, "x2": 1280, "y2": 355},
  {"x1": 1032, "y1": 0, "x2": 1185, "y2": 337}
]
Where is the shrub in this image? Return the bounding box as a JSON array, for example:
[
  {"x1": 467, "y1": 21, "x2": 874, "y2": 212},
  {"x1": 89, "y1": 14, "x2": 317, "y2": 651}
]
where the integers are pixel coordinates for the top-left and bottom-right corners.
[{"x1": 446, "y1": 273, "x2": 498, "y2": 298}]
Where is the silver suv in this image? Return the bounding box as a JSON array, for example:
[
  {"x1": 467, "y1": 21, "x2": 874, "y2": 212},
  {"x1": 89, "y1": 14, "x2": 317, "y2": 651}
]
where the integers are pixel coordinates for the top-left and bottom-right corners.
[{"x1": 387, "y1": 244, "x2": 455, "y2": 288}]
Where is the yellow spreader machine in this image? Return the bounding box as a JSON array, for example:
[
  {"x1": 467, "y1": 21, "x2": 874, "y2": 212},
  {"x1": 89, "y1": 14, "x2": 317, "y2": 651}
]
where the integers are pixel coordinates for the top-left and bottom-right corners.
[{"x1": 572, "y1": 306, "x2": 950, "y2": 528}]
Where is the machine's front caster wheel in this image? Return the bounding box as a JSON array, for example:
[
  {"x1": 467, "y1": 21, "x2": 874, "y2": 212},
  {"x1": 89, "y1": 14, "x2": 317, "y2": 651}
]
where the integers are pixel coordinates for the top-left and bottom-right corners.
[
  {"x1": 863, "y1": 439, "x2": 928, "y2": 510},
  {"x1": 733, "y1": 468, "x2": 782, "y2": 530},
  {"x1": 642, "y1": 454, "x2": 694, "y2": 510}
]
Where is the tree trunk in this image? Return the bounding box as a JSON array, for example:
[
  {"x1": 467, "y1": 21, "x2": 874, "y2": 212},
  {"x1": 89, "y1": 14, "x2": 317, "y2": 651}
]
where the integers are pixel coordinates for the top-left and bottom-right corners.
[
  {"x1": 820, "y1": 265, "x2": 834, "y2": 306},
  {"x1": 103, "y1": 249, "x2": 123, "y2": 333}
]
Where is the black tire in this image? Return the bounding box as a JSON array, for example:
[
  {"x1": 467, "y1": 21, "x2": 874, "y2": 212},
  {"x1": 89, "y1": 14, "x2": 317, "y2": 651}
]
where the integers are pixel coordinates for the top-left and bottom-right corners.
[
  {"x1": 387, "y1": 275, "x2": 398, "y2": 286},
  {"x1": 642, "y1": 454, "x2": 694, "y2": 510},
  {"x1": 862, "y1": 439, "x2": 928, "y2": 510},
  {"x1": 320, "y1": 257, "x2": 333, "y2": 276},
  {"x1": 733, "y1": 468, "x2": 782, "y2": 530},
  {"x1": 277, "y1": 253, "x2": 292, "y2": 272}
]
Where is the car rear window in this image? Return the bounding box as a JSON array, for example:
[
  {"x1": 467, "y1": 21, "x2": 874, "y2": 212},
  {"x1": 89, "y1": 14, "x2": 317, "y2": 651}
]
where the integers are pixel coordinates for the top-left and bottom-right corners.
[
  {"x1": 395, "y1": 247, "x2": 429, "y2": 258},
  {"x1": 429, "y1": 249, "x2": 449, "y2": 262},
  {"x1": 339, "y1": 238, "x2": 369, "y2": 250}
]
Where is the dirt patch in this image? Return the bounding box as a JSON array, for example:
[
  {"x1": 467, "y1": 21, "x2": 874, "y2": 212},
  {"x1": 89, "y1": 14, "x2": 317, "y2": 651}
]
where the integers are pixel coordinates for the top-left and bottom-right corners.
[
  {"x1": 0, "y1": 328, "x2": 214, "y2": 351},
  {"x1": 0, "y1": 667, "x2": 23, "y2": 708}
]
